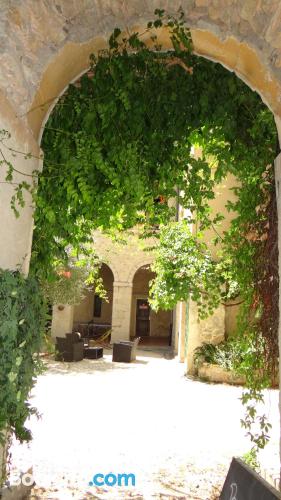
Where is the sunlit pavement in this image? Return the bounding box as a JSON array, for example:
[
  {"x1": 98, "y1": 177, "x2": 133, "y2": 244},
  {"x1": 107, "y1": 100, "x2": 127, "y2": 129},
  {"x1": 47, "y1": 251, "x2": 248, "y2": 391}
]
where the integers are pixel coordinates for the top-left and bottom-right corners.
[{"x1": 9, "y1": 350, "x2": 279, "y2": 499}]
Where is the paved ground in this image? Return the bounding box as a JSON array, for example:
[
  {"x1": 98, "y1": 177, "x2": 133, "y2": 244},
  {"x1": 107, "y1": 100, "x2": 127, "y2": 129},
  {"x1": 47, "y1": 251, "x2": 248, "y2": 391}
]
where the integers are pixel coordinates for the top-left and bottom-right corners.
[{"x1": 9, "y1": 350, "x2": 279, "y2": 499}]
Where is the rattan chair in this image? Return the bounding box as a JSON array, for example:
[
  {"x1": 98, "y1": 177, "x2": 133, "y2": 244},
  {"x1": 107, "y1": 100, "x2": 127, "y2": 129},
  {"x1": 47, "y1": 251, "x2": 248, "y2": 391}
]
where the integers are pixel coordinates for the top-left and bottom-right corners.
[
  {"x1": 55, "y1": 332, "x2": 84, "y2": 362},
  {"x1": 112, "y1": 337, "x2": 140, "y2": 363}
]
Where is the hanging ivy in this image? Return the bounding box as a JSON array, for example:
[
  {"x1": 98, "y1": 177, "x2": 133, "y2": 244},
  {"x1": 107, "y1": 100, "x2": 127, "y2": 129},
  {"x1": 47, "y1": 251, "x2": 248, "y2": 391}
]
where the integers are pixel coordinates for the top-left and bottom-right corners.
[
  {"x1": 31, "y1": 9, "x2": 275, "y2": 279},
  {"x1": 0, "y1": 270, "x2": 46, "y2": 457}
]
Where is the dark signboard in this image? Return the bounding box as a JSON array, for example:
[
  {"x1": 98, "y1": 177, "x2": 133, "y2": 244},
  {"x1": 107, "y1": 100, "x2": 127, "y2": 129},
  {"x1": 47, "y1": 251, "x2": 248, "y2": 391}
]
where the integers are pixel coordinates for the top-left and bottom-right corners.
[{"x1": 220, "y1": 457, "x2": 281, "y2": 500}]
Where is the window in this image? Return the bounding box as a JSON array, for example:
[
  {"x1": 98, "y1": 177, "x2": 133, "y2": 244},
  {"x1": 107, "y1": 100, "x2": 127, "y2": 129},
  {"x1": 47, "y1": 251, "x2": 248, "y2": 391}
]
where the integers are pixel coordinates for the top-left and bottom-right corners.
[{"x1": 93, "y1": 294, "x2": 102, "y2": 317}]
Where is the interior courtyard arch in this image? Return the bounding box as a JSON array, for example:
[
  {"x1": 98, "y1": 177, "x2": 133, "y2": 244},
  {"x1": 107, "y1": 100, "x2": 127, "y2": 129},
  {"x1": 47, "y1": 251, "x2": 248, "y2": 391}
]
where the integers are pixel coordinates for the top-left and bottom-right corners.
[
  {"x1": 73, "y1": 263, "x2": 115, "y2": 340},
  {"x1": 131, "y1": 264, "x2": 173, "y2": 346}
]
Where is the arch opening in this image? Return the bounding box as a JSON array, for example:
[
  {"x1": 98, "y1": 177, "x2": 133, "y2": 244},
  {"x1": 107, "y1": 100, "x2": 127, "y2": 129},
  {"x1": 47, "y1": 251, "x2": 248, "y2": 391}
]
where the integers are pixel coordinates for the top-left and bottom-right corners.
[
  {"x1": 130, "y1": 264, "x2": 173, "y2": 348},
  {"x1": 36, "y1": 16, "x2": 279, "y2": 369},
  {"x1": 73, "y1": 263, "x2": 114, "y2": 342}
]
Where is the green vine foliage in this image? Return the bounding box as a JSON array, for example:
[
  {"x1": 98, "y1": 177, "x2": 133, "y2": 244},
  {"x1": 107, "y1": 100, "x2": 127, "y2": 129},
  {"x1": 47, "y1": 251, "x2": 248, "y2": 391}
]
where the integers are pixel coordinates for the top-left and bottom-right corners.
[
  {"x1": 31, "y1": 9, "x2": 275, "y2": 279},
  {"x1": 0, "y1": 270, "x2": 46, "y2": 450},
  {"x1": 149, "y1": 220, "x2": 237, "y2": 318}
]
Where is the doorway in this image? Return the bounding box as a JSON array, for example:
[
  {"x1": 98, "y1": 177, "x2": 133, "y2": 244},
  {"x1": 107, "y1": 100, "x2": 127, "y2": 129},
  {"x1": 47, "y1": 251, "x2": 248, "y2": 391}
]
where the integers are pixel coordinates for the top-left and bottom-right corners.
[
  {"x1": 131, "y1": 265, "x2": 172, "y2": 345},
  {"x1": 136, "y1": 298, "x2": 150, "y2": 336}
]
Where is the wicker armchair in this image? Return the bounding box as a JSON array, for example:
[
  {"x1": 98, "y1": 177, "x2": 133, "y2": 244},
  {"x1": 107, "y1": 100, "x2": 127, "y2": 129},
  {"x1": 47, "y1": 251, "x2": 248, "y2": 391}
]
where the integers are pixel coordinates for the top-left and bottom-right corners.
[
  {"x1": 55, "y1": 332, "x2": 84, "y2": 362},
  {"x1": 112, "y1": 337, "x2": 140, "y2": 363}
]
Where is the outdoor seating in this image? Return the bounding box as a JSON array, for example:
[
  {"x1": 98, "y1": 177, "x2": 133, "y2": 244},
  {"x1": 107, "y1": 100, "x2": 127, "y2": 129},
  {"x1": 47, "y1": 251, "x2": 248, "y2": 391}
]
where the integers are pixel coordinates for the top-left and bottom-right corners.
[
  {"x1": 112, "y1": 337, "x2": 140, "y2": 363},
  {"x1": 55, "y1": 332, "x2": 84, "y2": 362},
  {"x1": 84, "y1": 346, "x2": 103, "y2": 359}
]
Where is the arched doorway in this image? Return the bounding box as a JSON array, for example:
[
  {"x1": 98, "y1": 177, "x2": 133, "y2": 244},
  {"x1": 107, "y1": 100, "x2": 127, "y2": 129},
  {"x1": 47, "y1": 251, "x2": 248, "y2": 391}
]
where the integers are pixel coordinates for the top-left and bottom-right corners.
[
  {"x1": 131, "y1": 265, "x2": 173, "y2": 347},
  {"x1": 73, "y1": 263, "x2": 114, "y2": 340},
  {"x1": 0, "y1": 3, "x2": 280, "y2": 493}
]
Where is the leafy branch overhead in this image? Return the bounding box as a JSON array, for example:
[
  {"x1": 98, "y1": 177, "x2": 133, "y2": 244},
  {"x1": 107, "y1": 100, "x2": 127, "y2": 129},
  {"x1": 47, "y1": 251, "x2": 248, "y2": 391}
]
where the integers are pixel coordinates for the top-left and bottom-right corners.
[
  {"x1": 32, "y1": 9, "x2": 276, "y2": 277},
  {"x1": 149, "y1": 220, "x2": 239, "y2": 318}
]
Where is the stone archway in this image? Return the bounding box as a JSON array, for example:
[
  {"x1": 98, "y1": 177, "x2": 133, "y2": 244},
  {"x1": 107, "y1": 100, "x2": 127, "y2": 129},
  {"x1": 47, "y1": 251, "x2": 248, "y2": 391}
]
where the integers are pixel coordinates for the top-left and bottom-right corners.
[
  {"x1": 127, "y1": 259, "x2": 155, "y2": 285},
  {"x1": 51, "y1": 262, "x2": 116, "y2": 339},
  {"x1": 131, "y1": 264, "x2": 173, "y2": 346},
  {"x1": 0, "y1": 1, "x2": 281, "y2": 481},
  {"x1": 73, "y1": 263, "x2": 114, "y2": 339}
]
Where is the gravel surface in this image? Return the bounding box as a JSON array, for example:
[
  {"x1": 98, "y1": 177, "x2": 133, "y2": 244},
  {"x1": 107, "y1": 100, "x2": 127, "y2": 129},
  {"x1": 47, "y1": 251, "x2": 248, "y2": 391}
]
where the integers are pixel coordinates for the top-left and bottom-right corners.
[{"x1": 8, "y1": 350, "x2": 279, "y2": 499}]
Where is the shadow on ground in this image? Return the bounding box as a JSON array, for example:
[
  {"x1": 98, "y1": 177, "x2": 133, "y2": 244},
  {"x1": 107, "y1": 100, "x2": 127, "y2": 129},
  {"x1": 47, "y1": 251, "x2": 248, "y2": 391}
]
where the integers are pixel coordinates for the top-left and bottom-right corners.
[
  {"x1": 42, "y1": 352, "x2": 171, "y2": 375},
  {"x1": 42, "y1": 347, "x2": 175, "y2": 376}
]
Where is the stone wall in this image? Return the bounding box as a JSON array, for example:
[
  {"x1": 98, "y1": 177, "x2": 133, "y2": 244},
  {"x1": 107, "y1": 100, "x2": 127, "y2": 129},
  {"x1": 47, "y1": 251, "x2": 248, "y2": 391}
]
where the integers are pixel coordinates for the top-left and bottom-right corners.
[
  {"x1": 183, "y1": 173, "x2": 239, "y2": 372},
  {"x1": 73, "y1": 290, "x2": 95, "y2": 324},
  {"x1": 186, "y1": 301, "x2": 202, "y2": 373},
  {"x1": 199, "y1": 304, "x2": 225, "y2": 345},
  {"x1": 198, "y1": 363, "x2": 245, "y2": 385},
  {"x1": 51, "y1": 305, "x2": 74, "y2": 338},
  {"x1": 73, "y1": 289, "x2": 114, "y2": 326}
]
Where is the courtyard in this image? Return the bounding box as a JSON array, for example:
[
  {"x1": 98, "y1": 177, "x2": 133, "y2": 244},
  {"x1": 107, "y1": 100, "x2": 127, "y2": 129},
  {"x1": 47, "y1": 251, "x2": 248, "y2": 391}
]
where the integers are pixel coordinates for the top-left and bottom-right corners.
[{"x1": 9, "y1": 349, "x2": 279, "y2": 499}]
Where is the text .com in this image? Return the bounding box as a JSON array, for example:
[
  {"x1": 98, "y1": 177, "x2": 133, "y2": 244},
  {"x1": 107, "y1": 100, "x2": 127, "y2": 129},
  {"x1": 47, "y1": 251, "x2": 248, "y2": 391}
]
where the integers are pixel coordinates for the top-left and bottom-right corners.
[{"x1": 89, "y1": 472, "x2": 136, "y2": 487}]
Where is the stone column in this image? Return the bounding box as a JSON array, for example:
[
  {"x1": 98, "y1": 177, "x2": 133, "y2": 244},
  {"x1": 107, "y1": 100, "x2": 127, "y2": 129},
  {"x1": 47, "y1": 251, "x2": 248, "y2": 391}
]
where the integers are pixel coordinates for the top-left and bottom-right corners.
[
  {"x1": 111, "y1": 281, "x2": 133, "y2": 343},
  {"x1": 172, "y1": 303, "x2": 180, "y2": 353},
  {"x1": 51, "y1": 305, "x2": 74, "y2": 338},
  {"x1": 186, "y1": 300, "x2": 201, "y2": 374},
  {"x1": 178, "y1": 302, "x2": 187, "y2": 363}
]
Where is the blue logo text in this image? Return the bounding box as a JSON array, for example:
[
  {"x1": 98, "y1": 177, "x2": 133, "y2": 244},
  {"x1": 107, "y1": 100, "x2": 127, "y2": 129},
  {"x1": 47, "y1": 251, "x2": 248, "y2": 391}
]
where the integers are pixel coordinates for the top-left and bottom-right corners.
[{"x1": 89, "y1": 472, "x2": 136, "y2": 487}]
